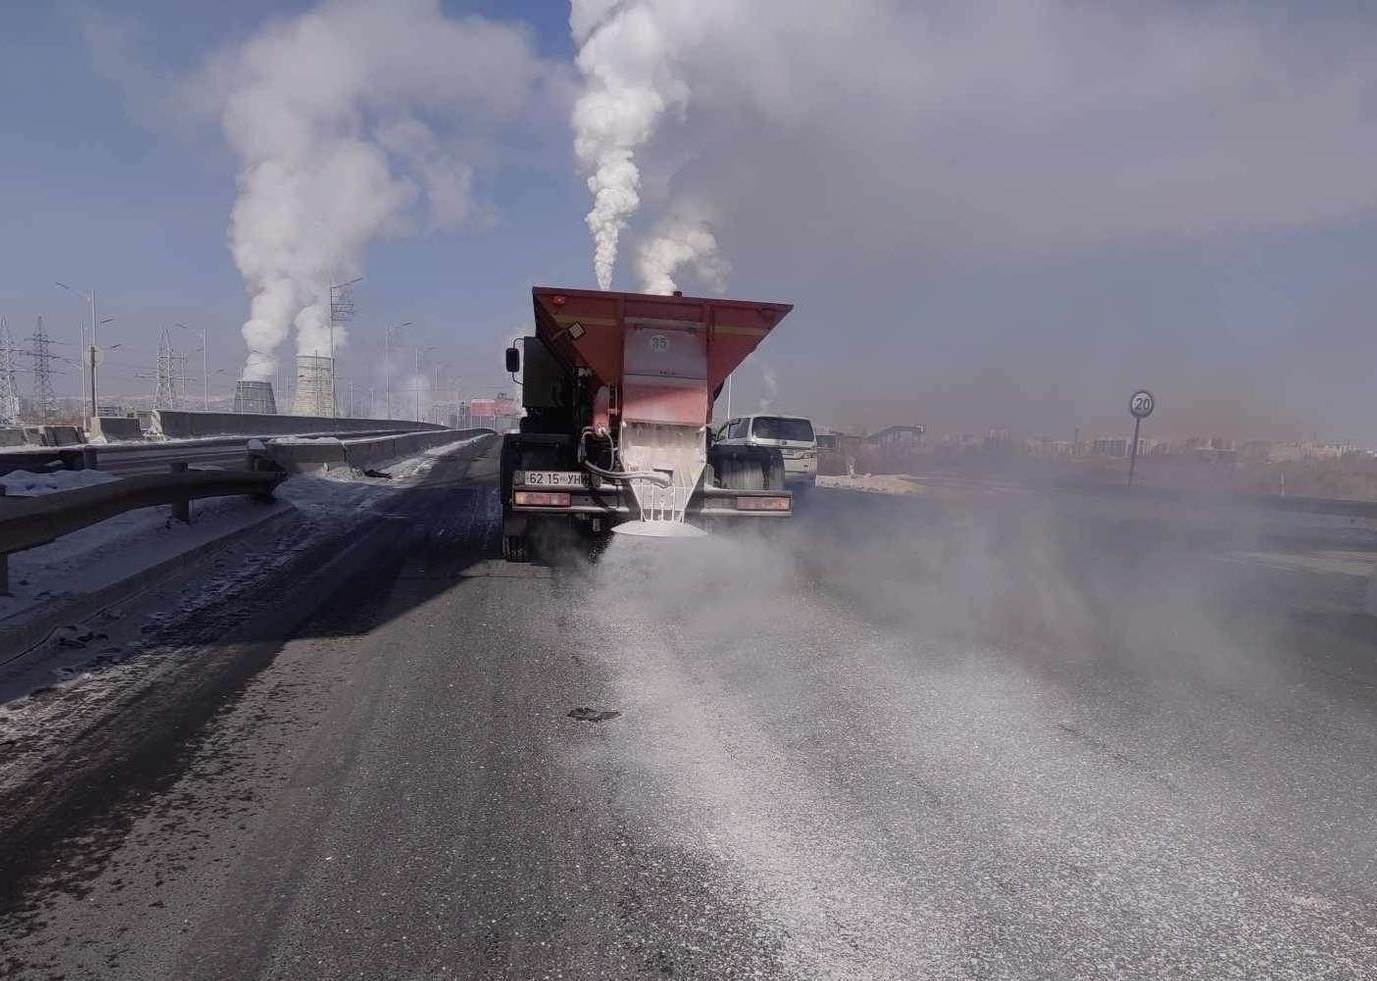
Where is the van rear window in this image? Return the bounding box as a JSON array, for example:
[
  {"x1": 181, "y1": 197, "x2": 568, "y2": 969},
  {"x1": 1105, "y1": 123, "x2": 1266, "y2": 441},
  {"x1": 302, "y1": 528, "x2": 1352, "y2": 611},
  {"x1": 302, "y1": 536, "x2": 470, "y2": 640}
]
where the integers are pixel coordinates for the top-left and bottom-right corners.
[{"x1": 752, "y1": 417, "x2": 814, "y2": 442}]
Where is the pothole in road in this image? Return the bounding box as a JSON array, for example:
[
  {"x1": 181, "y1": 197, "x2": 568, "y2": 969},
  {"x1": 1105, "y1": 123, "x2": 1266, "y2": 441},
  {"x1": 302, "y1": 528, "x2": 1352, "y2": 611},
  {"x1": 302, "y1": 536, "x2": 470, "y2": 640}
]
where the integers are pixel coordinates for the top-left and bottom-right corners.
[{"x1": 566, "y1": 707, "x2": 622, "y2": 722}]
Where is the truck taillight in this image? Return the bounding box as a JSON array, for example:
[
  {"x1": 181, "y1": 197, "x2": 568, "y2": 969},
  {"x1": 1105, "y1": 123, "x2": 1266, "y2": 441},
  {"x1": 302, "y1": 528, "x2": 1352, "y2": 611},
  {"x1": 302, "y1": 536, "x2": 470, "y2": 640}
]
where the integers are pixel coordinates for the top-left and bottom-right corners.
[
  {"x1": 736, "y1": 495, "x2": 791, "y2": 511},
  {"x1": 514, "y1": 491, "x2": 571, "y2": 507}
]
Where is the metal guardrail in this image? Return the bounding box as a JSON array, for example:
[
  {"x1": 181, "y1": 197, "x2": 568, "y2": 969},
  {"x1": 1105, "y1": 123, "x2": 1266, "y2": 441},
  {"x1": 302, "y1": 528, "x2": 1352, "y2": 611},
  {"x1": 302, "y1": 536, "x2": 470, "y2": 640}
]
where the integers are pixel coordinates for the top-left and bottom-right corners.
[
  {"x1": 0, "y1": 468, "x2": 282, "y2": 595},
  {"x1": 0, "y1": 428, "x2": 467, "y2": 479}
]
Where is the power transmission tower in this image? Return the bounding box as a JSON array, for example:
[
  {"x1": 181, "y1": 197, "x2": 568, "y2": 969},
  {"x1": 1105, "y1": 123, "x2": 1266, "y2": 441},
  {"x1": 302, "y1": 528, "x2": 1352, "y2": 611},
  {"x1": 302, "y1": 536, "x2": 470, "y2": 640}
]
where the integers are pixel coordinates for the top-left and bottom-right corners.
[
  {"x1": 328, "y1": 279, "x2": 358, "y2": 417},
  {"x1": 173, "y1": 350, "x2": 189, "y2": 408},
  {"x1": 154, "y1": 328, "x2": 177, "y2": 409},
  {"x1": 28, "y1": 317, "x2": 56, "y2": 421},
  {"x1": 0, "y1": 318, "x2": 20, "y2": 426}
]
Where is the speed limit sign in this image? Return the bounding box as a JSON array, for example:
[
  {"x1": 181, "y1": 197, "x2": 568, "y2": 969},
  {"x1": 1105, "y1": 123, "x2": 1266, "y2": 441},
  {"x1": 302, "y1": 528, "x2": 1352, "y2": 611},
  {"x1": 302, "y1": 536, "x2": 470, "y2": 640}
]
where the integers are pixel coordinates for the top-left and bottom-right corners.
[{"x1": 1129, "y1": 390, "x2": 1155, "y2": 419}]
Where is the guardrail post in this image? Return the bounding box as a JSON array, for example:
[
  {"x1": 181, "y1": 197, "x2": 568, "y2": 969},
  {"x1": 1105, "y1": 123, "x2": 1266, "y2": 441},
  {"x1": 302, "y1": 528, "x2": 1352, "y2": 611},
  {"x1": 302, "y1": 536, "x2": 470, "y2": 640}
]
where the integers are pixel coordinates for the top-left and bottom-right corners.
[
  {"x1": 0, "y1": 483, "x2": 7, "y2": 595},
  {"x1": 170, "y1": 462, "x2": 190, "y2": 523}
]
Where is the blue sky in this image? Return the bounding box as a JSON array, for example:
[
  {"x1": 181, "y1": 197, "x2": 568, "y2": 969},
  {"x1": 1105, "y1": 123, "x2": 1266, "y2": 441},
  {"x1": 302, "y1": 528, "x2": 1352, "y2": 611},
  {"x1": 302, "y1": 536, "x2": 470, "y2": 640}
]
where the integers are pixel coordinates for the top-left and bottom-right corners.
[
  {"x1": 0, "y1": 0, "x2": 581, "y2": 408},
  {"x1": 3, "y1": 0, "x2": 1377, "y2": 442}
]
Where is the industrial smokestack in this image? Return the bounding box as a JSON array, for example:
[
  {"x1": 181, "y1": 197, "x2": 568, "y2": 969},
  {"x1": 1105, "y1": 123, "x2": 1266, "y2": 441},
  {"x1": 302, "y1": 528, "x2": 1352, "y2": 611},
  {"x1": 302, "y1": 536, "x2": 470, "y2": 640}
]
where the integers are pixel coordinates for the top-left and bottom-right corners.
[
  {"x1": 292, "y1": 355, "x2": 337, "y2": 418},
  {"x1": 232, "y1": 379, "x2": 277, "y2": 415}
]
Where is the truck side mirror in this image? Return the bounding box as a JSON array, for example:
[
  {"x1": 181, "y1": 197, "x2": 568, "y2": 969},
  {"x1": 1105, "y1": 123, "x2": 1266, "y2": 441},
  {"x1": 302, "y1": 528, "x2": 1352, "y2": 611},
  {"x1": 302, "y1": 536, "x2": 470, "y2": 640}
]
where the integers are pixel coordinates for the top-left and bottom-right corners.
[{"x1": 505, "y1": 345, "x2": 520, "y2": 374}]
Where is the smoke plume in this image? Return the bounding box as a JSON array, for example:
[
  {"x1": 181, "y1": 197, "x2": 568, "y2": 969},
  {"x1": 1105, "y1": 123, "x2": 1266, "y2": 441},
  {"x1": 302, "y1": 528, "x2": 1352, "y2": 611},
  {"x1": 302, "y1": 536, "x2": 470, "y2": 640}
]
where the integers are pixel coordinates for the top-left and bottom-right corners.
[
  {"x1": 758, "y1": 365, "x2": 778, "y2": 412},
  {"x1": 196, "y1": 0, "x2": 543, "y2": 380},
  {"x1": 636, "y1": 211, "x2": 729, "y2": 294},
  {"x1": 570, "y1": 0, "x2": 689, "y2": 289}
]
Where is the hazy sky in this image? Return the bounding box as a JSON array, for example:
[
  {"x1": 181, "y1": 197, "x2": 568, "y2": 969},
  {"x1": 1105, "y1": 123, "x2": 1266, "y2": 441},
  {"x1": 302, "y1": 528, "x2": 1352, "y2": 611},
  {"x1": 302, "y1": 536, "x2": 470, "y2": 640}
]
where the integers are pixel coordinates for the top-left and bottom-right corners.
[{"x1": 2, "y1": 0, "x2": 1376, "y2": 442}]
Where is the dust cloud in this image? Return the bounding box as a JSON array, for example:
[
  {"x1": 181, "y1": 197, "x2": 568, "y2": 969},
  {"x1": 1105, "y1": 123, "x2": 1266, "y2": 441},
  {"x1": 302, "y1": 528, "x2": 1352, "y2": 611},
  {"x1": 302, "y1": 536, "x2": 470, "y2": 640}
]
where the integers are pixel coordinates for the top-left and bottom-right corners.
[{"x1": 553, "y1": 486, "x2": 1377, "y2": 978}]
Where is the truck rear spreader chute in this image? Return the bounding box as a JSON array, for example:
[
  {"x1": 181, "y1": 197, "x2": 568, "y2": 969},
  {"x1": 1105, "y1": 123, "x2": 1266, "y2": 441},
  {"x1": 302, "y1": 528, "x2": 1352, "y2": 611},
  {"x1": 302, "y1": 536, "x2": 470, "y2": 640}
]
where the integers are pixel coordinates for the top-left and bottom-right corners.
[{"x1": 500, "y1": 287, "x2": 795, "y2": 560}]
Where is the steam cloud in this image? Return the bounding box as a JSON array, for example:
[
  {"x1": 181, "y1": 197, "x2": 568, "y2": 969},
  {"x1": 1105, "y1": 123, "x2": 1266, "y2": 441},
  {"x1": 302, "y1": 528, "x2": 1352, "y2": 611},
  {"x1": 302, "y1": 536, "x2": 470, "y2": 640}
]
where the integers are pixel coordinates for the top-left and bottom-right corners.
[
  {"x1": 636, "y1": 212, "x2": 729, "y2": 295},
  {"x1": 197, "y1": 0, "x2": 542, "y2": 380},
  {"x1": 570, "y1": 0, "x2": 689, "y2": 289}
]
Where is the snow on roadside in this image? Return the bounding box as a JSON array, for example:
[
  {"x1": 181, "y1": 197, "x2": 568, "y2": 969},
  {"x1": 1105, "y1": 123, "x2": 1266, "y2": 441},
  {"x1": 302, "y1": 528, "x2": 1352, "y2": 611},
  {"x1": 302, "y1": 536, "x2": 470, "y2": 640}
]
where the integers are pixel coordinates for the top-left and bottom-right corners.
[
  {"x1": 1, "y1": 436, "x2": 489, "y2": 633},
  {"x1": 817, "y1": 474, "x2": 921, "y2": 496},
  {"x1": 1, "y1": 469, "x2": 121, "y2": 496},
  {"x1": 268, "y1": 435, "x2": 343, "y2": 446},
  {"x1": 380, "y1": 435, "x2": 489, "y2": 481},
  {"x1": 0, "y1": 497, "x2": 288, "y2": 620},
  {"x1": 279, "y1": 434, "x2": 491, "y2": 487}
]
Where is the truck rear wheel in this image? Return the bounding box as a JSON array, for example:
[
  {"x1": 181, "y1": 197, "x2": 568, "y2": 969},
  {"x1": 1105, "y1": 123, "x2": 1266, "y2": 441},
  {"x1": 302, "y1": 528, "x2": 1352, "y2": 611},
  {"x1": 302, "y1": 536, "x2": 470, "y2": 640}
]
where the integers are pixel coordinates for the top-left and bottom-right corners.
[{"x1": 502, "y1": 532, "x2": 529, "y2": 562}]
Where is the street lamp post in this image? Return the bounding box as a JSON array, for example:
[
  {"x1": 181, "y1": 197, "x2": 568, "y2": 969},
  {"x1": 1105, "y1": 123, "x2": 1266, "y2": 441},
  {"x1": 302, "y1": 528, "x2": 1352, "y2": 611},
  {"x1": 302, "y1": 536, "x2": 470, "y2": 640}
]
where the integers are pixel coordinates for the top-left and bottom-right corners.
[
  {"x1": 432, "y1": 361, "x2": 451, "y2": 424},
  {"x1": 55, "y1": 282, "x2": 98, "y2": 423},
  {"x1": 90, "y1": 318, "x2": 114, "y2": 416},
  {"x1": 415, "y1": 345, "x2": 436, "y2": 422},
  {"x1": 175, "y1": 323, "x2": 209, "y2": 411},
  {"x1": 385, "y1": 322, "x2": 412, "y2": 420}
]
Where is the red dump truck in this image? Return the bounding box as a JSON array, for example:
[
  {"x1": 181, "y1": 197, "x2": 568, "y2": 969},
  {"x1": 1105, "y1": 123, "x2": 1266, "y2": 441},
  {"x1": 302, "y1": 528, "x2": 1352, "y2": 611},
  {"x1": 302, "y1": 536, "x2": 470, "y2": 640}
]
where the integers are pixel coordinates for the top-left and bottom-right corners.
[{"x1": 500, "y1": 286, "x2": 795, "y2": 559}]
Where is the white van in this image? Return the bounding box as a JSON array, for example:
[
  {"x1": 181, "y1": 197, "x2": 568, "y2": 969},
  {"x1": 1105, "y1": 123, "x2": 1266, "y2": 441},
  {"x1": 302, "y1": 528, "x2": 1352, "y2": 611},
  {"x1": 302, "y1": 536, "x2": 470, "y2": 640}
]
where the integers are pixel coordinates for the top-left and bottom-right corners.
[{"x1": 714, "y1": 414, "x2": 817, "y2": 488}]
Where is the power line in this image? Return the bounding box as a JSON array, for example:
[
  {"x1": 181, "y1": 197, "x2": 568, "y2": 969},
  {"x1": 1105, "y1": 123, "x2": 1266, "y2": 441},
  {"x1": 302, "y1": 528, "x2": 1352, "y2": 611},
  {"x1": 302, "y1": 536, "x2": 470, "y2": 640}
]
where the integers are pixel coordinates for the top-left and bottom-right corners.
[{"x1": 0, "y1": 318, "x2": 20, "y2": 426}]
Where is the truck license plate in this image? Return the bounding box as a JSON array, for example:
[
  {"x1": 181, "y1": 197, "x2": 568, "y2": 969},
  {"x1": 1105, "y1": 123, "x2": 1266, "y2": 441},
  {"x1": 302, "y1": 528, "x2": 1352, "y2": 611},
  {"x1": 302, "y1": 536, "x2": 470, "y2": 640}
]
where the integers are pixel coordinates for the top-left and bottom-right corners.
[{"x1": 517, "y1": 470, "x2": 590, "y2": 489}]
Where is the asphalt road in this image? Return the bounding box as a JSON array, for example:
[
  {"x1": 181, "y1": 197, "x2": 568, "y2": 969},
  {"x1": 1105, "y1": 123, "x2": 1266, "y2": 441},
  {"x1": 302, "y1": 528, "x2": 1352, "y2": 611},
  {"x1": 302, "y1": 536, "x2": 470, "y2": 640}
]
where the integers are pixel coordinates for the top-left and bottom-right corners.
[{"x1": 2, "y1": 443, "x2": 1376, "y2": 979}]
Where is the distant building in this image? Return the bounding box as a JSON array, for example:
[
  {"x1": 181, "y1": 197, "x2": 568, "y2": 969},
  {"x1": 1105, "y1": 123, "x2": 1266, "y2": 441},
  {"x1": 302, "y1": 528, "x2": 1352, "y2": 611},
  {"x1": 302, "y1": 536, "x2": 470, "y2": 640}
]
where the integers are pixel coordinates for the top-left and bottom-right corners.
[
  {"x1": 1092, "y1": 436, "x2": 1128, "y2": 458},
  {"x1": 1024, "y1": 438, "x2": 1074, "y2": 458},
  {"x1": 467, "y1": 394, "x2": 523, "y2": 432},
  {"x1": 866, "y1": 424, "x2": 924, "y2": 448}
]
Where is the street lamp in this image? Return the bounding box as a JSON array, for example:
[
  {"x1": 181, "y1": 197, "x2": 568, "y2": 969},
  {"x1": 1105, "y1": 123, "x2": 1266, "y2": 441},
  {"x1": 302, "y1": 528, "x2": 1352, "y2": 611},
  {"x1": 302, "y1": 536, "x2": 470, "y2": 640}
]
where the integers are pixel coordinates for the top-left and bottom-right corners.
[
  {"x1": 415, "y1": 345, "x2": 436, "y2": 422},
  {"x1": 175, "y1": 323, "x2": 209, "y2": 411},
  {"x1": 385, "y1": 322, "x2": 412, "y2": 420},
  {"x1": 432, "y1": 361, "x2": 451, "y2": 424},
  {"x1": 55, "y1": 281, "x2": 99, "y2": 423}
]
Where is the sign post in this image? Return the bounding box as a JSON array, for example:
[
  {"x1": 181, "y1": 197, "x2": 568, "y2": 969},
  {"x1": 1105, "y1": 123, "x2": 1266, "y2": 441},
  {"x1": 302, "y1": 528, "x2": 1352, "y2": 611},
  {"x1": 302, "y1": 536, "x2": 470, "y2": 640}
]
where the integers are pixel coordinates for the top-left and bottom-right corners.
[{"x1": 1127, "y1": 389, "x2": 1155, "y2": 487}]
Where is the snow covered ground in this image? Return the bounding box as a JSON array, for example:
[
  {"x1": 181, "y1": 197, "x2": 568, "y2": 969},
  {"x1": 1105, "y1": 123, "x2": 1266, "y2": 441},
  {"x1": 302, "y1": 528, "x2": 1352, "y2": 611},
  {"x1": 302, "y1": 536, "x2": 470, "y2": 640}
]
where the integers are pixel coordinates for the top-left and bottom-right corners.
[
  {"x1": 376, "y1": 434, "x2": 489, "y2": 480},
  {"x1": 1, "y1": 469, "x2": 120, "y2": 496},
  {"x1": 0, "y1": 438, "x2": 487, "y2": 649},
  {"x1": 0, "y1": 497, "x2": 290, "y2": 627}
]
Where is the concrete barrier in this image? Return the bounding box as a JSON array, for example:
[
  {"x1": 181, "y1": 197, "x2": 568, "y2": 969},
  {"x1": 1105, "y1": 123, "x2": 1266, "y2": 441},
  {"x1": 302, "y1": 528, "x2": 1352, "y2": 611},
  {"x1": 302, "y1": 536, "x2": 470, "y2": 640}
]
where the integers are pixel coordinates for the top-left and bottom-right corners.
[
  {"x1": 256, "y1": 429, "x2": 492, "y2": 474},
  {"x1": 90, "y1": 416, "x2": 145, "y2": 443},
  {"x1": 34, "y1": 426, "x2": 85, "y2": 447},
  {"x1": 151, "y1": 410, "x2": 447, "y2": 439},
  {"x1": 255, "y1": 437, "x2": 349, "y2": 473}
]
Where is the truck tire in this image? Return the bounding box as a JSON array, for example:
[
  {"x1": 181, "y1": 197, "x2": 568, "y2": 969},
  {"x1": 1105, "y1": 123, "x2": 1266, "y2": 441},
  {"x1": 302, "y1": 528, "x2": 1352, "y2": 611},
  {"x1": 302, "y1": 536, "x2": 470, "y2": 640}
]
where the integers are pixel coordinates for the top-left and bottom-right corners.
[{"x1": 502, "y1": 532, "x2": 530, "y2": 562}]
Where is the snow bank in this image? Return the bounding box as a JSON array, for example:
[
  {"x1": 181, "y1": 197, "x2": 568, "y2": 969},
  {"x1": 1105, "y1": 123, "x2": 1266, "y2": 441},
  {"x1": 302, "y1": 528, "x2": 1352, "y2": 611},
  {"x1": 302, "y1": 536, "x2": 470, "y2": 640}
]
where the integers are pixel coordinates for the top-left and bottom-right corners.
[
  {"x1": 381, "y1": 435, "x2": 488, "y2": 481},
  {"x1": 1, "y1": 469, "x2": 121, "y2": 497},
  {"x1": 268, "y1": 436, "x2": 344, "y2": 447},
  {"x1": 0, "y1": 497, "x2": 285, "y2": 620}
]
